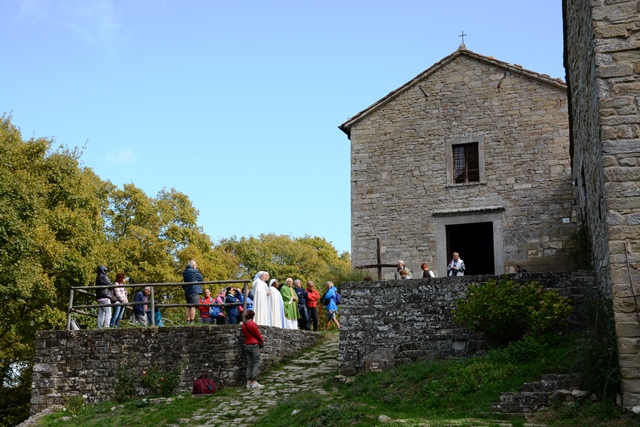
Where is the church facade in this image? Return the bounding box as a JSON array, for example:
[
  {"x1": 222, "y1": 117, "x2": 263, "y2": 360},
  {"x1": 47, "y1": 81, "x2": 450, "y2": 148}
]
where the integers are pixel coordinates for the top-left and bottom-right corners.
[{"x1": 340, "y1": 47, "x2": 575, "y2": 278}]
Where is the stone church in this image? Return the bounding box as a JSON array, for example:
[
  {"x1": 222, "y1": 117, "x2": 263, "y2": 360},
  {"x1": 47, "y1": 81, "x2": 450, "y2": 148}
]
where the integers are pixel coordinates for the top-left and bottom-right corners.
[{"x1": 340, "y1": 46, "x2": 576, "y2": 278}]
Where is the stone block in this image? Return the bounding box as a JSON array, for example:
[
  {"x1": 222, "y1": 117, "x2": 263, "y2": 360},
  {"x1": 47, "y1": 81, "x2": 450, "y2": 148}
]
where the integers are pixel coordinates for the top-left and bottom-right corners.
[
  {"x1": 620, "y1": 338, "x2": 640, "y2": 355},
  {"x1": 617, "y1": 322, "x2": 640, "y2": 338},
  {"x1": 595, "y1": 25, "x2": 627, "y2": 38},
  {"x1": 598, "y1": 64, "x2": 633, "y2": 78},
  {"x1": 623, "y1": 379, "x2": 640, "y2": 394}
]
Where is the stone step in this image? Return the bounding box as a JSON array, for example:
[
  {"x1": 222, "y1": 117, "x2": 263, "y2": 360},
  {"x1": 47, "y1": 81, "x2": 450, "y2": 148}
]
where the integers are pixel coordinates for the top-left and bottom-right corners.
[
  {"x1": 491, "y1": 374, "x2": 584, "y2": 414},
  {"x1": 521, "y1": 373, "x2": 582, "y2": 392}
]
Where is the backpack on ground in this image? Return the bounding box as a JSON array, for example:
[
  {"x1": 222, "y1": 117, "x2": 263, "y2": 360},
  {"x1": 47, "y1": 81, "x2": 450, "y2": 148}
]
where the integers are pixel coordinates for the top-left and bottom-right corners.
[{"x1": 192, "y1": 372, "x2": 216, "y2": 395}]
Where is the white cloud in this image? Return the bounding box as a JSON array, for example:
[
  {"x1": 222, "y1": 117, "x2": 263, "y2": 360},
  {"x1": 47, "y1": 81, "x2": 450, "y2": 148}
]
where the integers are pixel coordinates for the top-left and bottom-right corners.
[
  {"x1": 12, "y1": 0, "x2": 124, "y2": 55},
  {"x1": 106, "y1": 148, "x2": 136, "y2": 164},
  {"x1": 60, "y1": 0, "x2": 122, "y2": 55}
]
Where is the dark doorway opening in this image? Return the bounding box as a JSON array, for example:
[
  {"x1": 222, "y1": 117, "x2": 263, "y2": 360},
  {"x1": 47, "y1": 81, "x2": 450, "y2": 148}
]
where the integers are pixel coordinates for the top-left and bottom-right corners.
[{"x1": 446, "y1": 222, "x2": 494, "y2": 275}]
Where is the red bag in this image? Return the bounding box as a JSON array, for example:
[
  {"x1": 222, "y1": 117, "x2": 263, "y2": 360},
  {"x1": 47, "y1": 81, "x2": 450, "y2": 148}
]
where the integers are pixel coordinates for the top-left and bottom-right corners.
[{"x1": 192, "y1": 372, "x2": 216, "y2": 394}]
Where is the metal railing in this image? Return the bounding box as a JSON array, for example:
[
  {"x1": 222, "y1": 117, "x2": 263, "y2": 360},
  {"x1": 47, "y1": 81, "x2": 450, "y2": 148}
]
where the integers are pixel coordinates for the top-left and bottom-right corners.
[{"x1": 67, "y1": 280, "x2": 251, "y2": 330}]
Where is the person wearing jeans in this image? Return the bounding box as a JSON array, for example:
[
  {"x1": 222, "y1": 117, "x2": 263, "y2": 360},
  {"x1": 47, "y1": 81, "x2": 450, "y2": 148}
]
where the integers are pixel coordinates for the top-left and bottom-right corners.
[
  {"x1": 110, "y1": 272, "x2": 128, "y2": 327},
  {"x1": 241, "y1": 309, "x2": 265, "y2": 389}
]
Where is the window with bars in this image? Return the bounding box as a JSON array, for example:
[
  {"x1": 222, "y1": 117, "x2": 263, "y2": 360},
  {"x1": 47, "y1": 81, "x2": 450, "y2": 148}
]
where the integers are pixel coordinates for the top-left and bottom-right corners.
[{"x1": 453, "y1": 142, "x2": 480, "y2": 183}]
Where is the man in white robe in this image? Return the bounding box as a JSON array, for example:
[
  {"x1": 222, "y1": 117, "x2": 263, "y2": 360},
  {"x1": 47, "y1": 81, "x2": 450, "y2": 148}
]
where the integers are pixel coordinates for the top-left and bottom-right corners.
[{"x1": 252, "y1": 271, "x2": 271, "y2": 326}]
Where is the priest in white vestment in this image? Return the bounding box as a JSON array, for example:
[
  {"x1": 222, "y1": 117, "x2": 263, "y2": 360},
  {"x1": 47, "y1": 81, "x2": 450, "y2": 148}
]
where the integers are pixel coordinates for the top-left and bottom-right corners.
[
  {"x1": 252, "y1": 271, "x2": 271, "y2": 326},
  {"x1": 268, "y1": 279, "x2": 285, "y2": 328}
]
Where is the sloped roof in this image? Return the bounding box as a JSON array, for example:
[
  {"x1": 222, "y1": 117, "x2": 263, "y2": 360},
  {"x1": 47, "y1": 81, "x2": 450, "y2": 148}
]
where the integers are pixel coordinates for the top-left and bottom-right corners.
[{"x1": 338, "y1": 46, "x2": 566, "y2": 137}]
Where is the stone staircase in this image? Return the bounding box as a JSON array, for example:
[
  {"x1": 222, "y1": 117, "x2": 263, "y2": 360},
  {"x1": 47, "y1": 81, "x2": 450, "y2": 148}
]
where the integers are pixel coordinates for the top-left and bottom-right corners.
[{"x1": 490, "y1": 373, "x2": 584, "y2": 414}]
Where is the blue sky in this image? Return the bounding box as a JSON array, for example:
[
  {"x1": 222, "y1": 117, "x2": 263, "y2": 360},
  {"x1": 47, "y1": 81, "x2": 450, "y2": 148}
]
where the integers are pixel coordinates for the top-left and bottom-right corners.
[{"x1": 0, "y1": 0, "x2": 565, "y2": 255}]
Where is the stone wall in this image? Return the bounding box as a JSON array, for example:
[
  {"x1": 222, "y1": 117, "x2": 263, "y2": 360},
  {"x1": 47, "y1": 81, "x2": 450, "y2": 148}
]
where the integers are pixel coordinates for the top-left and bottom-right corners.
[
  {"x1": 344, "y1": 49, "x2": 575, "y2": 279},
  {"x1": 338, "y1": 273, "x2": 595, "y2": 376},
  {"x1": 563, "y1": 0, "x2": 640, "y2": 409},
  {"x1": 30, "y1": 325, "x2": 319, "y2": 416}
]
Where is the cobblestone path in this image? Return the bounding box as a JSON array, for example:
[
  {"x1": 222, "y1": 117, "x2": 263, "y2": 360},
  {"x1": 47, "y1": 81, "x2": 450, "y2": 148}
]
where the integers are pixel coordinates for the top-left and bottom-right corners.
[{"x1": 179, "y1": 332, "x2": 339, "y2": 427}]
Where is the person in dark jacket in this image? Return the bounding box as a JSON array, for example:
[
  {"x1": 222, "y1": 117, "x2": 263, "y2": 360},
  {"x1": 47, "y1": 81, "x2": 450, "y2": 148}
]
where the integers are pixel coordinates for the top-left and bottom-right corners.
[
  {"x1": 133, "y1": 286, "x2": 151, "y2": 326},
  {"x1": 293, "y1": 279, "x2": 309, "y2": 330},
  {"x1": 95, "y1": 265, "x2": 113, "y2": 328},
  {"x1": 183, "y1": 260, "x2": 204, "y2": 325}
]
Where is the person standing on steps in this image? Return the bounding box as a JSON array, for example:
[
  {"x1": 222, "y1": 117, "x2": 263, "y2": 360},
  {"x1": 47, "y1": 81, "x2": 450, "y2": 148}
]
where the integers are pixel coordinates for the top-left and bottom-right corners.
[
  {"x1": 305, "y1": 280, "x2": 321, "y2": 332},
  {"x1": 447, "y1": 252, "x2": 465, "y2": 277},
  {"x1": 182, "y1": 260, "x2": 204, "y2": 325},
  {"x1": 323, "y1": 281, "x2": 341, "y2": 331},
  {"x1": 293, "y1": 279, "x2": 309, "y2": 330},
  {"x1": 241, "y1": 309, "x2": 265, "y2": 389},
  {"x1": 394, "y1": 260, "x2": 411, "y2": 280},
  {"x1": 421, "y1": 263, "x2": 436, "y2": 278}
]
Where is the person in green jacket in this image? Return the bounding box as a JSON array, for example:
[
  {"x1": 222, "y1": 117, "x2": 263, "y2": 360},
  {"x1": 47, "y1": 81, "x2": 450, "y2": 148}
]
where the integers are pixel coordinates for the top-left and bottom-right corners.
[{"x1": 280, "y1": 278, "x2": 300, "y2": 329}]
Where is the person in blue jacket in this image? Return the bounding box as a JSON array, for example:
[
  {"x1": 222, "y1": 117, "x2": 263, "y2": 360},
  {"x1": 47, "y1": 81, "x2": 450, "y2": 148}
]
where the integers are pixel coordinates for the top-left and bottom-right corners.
[
  {"x1": 225, "y1": 287, "x2": 243, "y2": 325},
  {"x1": 183, "y1": 260, "x2": 204, "y2": 325},
  {"x1": 323, "y1": 281, "x2": 341, "y2": 331}
]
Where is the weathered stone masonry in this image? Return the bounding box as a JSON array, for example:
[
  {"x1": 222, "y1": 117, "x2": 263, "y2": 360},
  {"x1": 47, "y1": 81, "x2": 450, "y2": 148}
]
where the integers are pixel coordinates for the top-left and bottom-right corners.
[
  {"x1": 563, "y1": 0, "x2": 640, "y2": 409},
  {"x1": 30, "y1": 326, "x2": 319, "y2": 416},
  {"x1": 338, "y1": 273, "x2": 595, "y2": 376},
  {"x1": 341, "y1": 48, "x2": 575, "y2": 279}
]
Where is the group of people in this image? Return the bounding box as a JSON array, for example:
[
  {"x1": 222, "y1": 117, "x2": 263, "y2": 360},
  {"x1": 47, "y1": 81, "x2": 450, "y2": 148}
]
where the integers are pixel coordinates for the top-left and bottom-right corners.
[
  {"x1": 95, "y1": 265, "x2": 159, "y2": 328},
  {"x1": 241, "y1": 272, "x2": 342, "y2": 389},
  {"x1": 391, "y1": 252, "x2": 466, "y2": 280},
  {"x1": 250, "y1": 271, "x2": 340, "y2": 331}
]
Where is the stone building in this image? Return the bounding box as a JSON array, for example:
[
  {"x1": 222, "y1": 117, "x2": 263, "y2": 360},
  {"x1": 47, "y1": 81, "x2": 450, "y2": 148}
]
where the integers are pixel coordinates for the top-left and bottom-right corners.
[
  {"x1": 340, "y1": 46, "x2": 576, "y2": 278},
  {"x1": 563, "y1": 0, "x2": 640, "y2": 409}
]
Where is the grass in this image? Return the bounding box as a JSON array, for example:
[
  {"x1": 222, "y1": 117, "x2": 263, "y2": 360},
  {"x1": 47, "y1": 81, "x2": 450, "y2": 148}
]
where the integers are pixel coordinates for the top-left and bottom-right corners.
[{"x1": 35, "y1": 333, "x2": 640, "y2": 427}]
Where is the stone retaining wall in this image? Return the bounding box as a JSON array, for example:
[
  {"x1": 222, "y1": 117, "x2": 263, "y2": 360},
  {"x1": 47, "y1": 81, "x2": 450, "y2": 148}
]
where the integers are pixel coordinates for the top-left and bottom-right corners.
[
  {"x1": 30, "y1": 325, "x2": 319, "y2": 416},
  {"x1": 338, "y1": 272, "x2": 595, "y2": 376}
]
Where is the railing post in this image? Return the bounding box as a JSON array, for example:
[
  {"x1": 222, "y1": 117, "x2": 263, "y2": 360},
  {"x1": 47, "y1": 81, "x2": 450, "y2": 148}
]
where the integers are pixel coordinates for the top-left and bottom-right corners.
[
  {"x1": 150, "y1": 287, "x2": 156, "y2": 326},
  {"x1": 67, "y1": 289, "x2": 75, "y2": 330}
]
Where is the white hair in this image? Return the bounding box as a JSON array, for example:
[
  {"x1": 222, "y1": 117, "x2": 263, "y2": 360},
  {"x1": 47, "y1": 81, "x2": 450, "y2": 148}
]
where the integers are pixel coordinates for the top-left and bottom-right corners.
[{"x1": 187, "y1": 260, "x2": 197, "y2": 268}]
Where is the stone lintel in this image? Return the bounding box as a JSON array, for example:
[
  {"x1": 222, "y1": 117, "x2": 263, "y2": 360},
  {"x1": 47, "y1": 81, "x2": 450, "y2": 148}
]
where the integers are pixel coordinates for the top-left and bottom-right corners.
[{"x1": 431, "y1": 206, "x2": 505, "y2": 217}]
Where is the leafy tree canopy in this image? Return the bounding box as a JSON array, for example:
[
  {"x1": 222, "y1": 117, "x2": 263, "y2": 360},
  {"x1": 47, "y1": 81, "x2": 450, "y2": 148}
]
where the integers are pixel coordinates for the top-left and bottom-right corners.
[{"x1": 0, "y1": 115, "x2": 350, "y2": 426}]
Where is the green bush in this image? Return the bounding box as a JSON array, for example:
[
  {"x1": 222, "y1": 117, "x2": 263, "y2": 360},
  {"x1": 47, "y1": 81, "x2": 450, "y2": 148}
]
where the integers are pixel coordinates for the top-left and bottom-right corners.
[
  {"x1": 453, "y1": 277, "x2": 572, "y2": 346},
  {"x1": 139, "y1": 366, "x2": 181, "y2": 398},
  {"x1": 115, "y1": 368, "x2": 138, "y2": 402}
]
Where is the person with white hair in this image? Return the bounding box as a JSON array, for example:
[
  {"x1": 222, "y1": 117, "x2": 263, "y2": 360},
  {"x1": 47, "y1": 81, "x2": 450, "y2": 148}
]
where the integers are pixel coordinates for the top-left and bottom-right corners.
[
  {"x1": 447, "y1": 252, "x2": 465, "y2": 276},
  {"x1": 269, "y1": 279, "x2": 285, "y2": 328},
  {"x1": 394, "y1": 260, "x2": 412, "y2": 280},
  {"x1": 252, "y1": 271, "x2": 271, "y2": 326},
  {"x1": 182, "y1": 260, "x2": 203, "y2": 325}
]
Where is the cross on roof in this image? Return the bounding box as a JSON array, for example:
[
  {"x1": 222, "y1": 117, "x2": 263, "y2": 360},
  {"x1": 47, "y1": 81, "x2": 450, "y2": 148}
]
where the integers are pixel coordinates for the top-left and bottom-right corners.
[{"x1": 459, "y1": 31, "x2": 467, "y2": 44}]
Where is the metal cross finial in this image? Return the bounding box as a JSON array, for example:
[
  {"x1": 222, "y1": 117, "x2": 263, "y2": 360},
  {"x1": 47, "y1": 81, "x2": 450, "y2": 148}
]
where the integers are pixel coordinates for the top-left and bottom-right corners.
[{"x1": 459, "y1": 31, "x2": 467, "y2": 44}]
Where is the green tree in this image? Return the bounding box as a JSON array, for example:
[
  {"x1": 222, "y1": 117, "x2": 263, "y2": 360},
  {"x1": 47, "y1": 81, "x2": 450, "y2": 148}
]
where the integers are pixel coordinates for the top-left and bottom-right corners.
[
  {"x1": 220, "y1": 233, "x2": 350, "y2": 284},
  {"x1": 0, "y1": 115, "x2": 109, "y2": 426}
]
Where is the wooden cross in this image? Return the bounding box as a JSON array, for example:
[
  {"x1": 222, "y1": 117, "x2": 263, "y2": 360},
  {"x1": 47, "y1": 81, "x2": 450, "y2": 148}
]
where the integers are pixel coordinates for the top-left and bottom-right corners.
[
  {"x1": 355, "y1": 238, "x2": 398, "y2": 280},
  {"x1": 459, "y1": 31, "x2": 467, "y2": 44}
]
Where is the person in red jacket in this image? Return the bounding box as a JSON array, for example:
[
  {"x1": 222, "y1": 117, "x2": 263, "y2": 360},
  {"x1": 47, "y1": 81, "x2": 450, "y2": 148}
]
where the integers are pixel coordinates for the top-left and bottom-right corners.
[
  {"x1": 241, "y1": 309, "x2": 265, "y2": 389},
  {"x1": 198, "y1": 289, "x2": 215, "y2": 324},
  {"x1": 305, "y1": 281, "x2": 321, "y2": 332}
]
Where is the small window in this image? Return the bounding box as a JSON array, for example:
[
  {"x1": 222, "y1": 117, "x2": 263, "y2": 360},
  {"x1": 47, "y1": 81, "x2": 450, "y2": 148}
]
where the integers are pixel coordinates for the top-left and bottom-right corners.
[
  {"x1": 445, "y1": 135, "x2": 485, "y2": 185},
  {"x1": 453, "y1": 143, "x2": 479, "y2": 183}
]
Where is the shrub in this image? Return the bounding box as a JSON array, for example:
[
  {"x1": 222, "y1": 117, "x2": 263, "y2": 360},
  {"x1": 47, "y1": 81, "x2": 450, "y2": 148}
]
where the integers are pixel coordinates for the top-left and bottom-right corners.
[
  {"x1": 139, "y1": 365, "x2": 181, "y2": 398},
  {"x1": 453, "y1": 277, "x2": 572, "y2": 346},
  {"x1": 115, "y1": 368, "x2": 137, "y2": 402}
]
